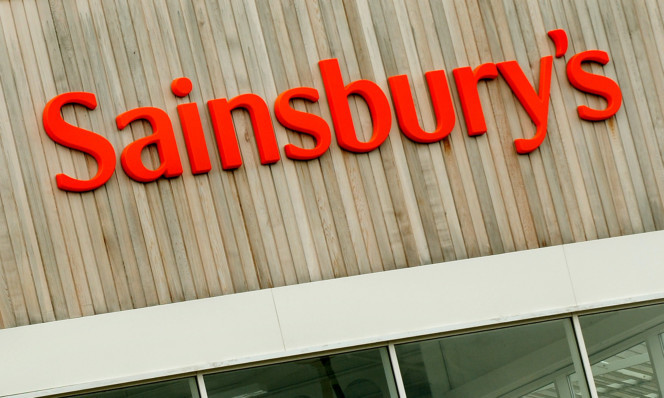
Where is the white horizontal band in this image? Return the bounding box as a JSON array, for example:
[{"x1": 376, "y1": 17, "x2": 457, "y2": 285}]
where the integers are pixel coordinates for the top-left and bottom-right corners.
[{"x1": 2, "y1": 231, "x2": 664, "y2": 398}]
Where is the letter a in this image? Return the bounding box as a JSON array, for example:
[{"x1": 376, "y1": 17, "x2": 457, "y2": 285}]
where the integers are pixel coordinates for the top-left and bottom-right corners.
[{"x1": 116, "y1": 107, "x2": 183, "y2": 182}]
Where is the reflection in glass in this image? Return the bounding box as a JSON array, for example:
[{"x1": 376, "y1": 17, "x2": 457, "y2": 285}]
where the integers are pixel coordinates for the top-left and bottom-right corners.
[
  {"x1": 520, "y1": 382, "x2": 556, "y2": 398},
  {"x1": 204, "y1": 348, "x2": 397, "y2": 398},
  {"x1": 69, "y1": 378, "x2": 199, "y2": 398},
  {"x1": 579, "y1": 303, "x2": 664, "y2": 398},
  {"x1": 569, "y1": 374, "x2": 586, "y2": 397},
  {"x1": 395, "y1": 319, "x2": 590, "y2": 398}
]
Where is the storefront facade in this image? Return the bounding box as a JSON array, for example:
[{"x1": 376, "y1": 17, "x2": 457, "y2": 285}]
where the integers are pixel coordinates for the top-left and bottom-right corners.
[{"x1": 1, "y1": 0, "x2": 664, "y2": 396}]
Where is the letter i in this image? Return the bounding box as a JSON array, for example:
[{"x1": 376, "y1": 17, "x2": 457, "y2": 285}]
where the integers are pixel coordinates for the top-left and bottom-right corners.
[{"x1": 172, "y1": 77, "x2": 212, "y2": 174}]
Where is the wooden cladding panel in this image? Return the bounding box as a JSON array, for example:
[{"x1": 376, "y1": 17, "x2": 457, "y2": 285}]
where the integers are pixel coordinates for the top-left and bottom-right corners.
[{"x1": 0, "y1": 0, "x2": 663, "y2": 328}]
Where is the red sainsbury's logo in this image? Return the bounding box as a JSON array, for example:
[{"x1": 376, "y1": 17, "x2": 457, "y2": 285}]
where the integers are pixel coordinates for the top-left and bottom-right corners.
[{"x1": 42, "y1": 29, "x2": 621, "y2": 192}]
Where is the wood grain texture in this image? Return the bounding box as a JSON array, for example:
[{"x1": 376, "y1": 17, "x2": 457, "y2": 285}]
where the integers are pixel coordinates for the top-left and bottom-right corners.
[{"x1": 0, "y1": 0, "x2": 662, "y2": 328}]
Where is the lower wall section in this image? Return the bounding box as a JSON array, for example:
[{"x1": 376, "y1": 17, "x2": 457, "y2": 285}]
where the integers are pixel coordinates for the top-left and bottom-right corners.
[{"x1": 2, "y1": 231, "x2": 664, "y2": 397}]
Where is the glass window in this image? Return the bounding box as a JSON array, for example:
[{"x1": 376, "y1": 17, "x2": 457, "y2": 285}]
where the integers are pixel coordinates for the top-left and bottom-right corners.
[
  {"x1": 579, "y1": 303, "x2": 664, "y2": 397},
  {"x1": 203, "y1": 348, "x2": 398, "y2": 398},
  {"x1": 395, "y1": 319, "x2": 590, "y2": 397},
  {"x1": 521, "y1": 382, "x2": 556, "y2": 398},
  {"x1": 68, "y1": 378, "x2": 199, "y2": 398}
]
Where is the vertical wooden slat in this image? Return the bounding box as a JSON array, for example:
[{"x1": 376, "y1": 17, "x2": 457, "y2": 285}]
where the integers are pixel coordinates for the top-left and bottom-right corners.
[
  {"x1": 100, "y1": 0, "x2": 169, "y2": 305},
  {"x1": 0, "y1": 1, "x2": 54, "y2": 324},
  {"x1": 127, "y1": 0, "x2": 189, "y2": 302},
  {"x1": 258, "y1": 0, "x2": 336, "y2": 281},
  {"x1": 538, "y1": 0, "x2": 597, "y2": 242},
  {"x1": 85, "y1": 0, "x2": 150, "y2": 309},
  {"x1": 241, "y1": 0, "x2": 314, "y2": 283},
  {"x1": 372, "y1": 0, "x2": 447, "y2": 264},
  {"x1": 301, "y1": 0, "x2": 365, "y2": 275},
  {"x1": 48, "y1": 0, "x2": 110, "y2": 315},
  {"x1": 34, "y1": 0, "x2": 96, "y2": 316},
  {"x1": 565, "y1": 0, "x2": 629, "y2": 237},
  {"x1": 202, "y1": 0, "x2": 260, "y2": 292},
  {"x1": 454, "y1": 0, "x2": 512, "y2": 254},
  {"x1": 0, "y1": 203, "x2": 17, "y2": 328},
  {"x1": 599, "y1": 0, "x2": 664, "y2": 230}
]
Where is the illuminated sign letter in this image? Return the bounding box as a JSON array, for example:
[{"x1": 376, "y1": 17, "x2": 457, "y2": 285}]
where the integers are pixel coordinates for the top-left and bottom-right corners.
[
  {"x1": 388, "y1": 70, "x2": 455, "y2": 143},
  {"x1": 319, "y1": 58, "x2": 392, "y2": 153},
  {"x1": 208, "y1": 94, "x2": 280, "y2": 170},
  {"x1": 116, "y1": 107, "x2": 183, "y2": 182},
  {"x1": 42, "y1": 92, "x2": 116, "y2": 192},
  {"x1": 275, "y1": 87, "x2": 332, "y2": 160}
]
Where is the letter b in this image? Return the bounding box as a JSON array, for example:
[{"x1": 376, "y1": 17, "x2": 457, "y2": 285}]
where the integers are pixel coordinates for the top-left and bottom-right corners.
[{"x1": 319, "y1": 58, "x2": 392, "y2": 152}]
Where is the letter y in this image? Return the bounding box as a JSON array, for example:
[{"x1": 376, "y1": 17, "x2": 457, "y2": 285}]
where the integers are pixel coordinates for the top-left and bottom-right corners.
[{"x1": 497, "y1": 56, "x2": 553, "y2": 154}]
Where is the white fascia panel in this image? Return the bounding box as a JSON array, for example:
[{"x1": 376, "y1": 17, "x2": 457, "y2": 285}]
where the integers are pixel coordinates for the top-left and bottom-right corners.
[
  {"x1": 0, "y1": 290, "x2": 284, "y2": 397},
  {"x1": 564, "y1": 230, "x2": 664, "y2": 308},
  {"x1": 272, "y1": 246, "x2": 575, "y2": 350}
]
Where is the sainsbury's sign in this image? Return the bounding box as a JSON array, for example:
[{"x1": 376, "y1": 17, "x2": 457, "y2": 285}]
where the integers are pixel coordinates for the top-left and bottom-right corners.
[{"x1": 42, "y1": 29, "x2": 621, "y2": 192}]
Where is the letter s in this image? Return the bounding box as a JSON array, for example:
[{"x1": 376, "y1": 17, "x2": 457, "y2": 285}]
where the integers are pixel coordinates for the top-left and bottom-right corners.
[
  {"x1": 275, "y1": 86, "x2": 331, "y2": 160},
  {"x1": 566, "y1": 50, "x2": 622, "y2": 121},
  {"x1": 43, "y1": 92, "x2": 116, "y2": 192}
]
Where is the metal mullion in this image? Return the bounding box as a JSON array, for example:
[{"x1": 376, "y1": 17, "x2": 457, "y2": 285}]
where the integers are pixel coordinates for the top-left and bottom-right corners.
[
  {"x1": 196, "y1": 374, "x2": 209, "y2": 398},
  {"x1": 572, "y1": 315, "x2": 600, "y2": 398},
  {"x1": 646, "y1": 333, "x2": 664, "y2": 393},
  {"x1": 388, "y1": 344, "x2": 408, "y2": 397},
  {"x1": 554, "y1": 374, "x2": 574, "y2": 398}
]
